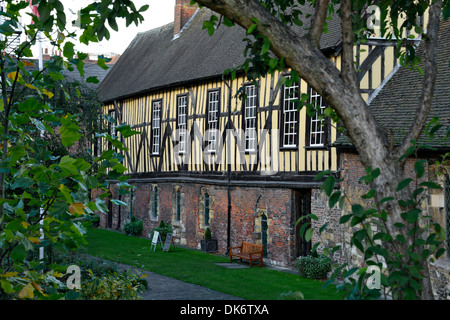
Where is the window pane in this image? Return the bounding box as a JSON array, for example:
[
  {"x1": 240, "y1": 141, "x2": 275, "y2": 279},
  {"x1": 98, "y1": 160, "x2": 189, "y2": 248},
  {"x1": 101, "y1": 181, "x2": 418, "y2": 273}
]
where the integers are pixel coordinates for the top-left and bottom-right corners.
[
  {"x1": 207, "y1": 91, "x2": 219, "y2": 152},
  {"x1": 283, "y1": 80, "x2": 299, "y2": 147},
  {"x1": 244, "y1": 85, "x2": 257, "y2": 151},
  {"x1": 177, "y1": 96, "x2": 187, "y2": 154},
  {"x1": 152, "y1": 101, "x2": 161, "y2": 155},
  {"x1": 308, "y1": 88, "x2": 326, "y2": 147}
]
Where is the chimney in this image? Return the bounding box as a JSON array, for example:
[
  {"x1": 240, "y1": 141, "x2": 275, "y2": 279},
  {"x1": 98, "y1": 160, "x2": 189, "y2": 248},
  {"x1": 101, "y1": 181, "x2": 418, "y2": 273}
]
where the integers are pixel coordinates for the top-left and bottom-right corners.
[{"x1": 174, "y1": 0, "x2": 197, "y2": 36}]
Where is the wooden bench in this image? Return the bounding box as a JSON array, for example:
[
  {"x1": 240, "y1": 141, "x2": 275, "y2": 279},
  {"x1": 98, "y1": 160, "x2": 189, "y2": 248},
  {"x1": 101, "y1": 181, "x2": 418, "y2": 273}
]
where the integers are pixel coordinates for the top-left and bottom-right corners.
[{"x1": 229, "y1": 241, "x2": 264, "y2": 267}]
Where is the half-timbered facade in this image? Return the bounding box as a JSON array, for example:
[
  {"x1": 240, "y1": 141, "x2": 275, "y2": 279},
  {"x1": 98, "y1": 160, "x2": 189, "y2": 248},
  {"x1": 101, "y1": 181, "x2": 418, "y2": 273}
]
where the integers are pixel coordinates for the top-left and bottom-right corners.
[{"x1": 96, "y1": 1, "x2": 424, "y2": 268}]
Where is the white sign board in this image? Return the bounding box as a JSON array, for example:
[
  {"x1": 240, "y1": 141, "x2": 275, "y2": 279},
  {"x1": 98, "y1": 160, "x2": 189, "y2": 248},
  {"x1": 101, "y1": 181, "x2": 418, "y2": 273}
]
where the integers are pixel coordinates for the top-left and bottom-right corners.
[{"x1": 150, "y1": 231, "x2": 163, "y2": 251}]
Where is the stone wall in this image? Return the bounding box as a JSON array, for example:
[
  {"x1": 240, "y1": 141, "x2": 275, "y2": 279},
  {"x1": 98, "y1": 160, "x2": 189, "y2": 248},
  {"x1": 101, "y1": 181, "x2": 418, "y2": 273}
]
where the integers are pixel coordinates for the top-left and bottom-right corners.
[{"x1": 315, "y1": 151, "x2": 449, "y2": 299}]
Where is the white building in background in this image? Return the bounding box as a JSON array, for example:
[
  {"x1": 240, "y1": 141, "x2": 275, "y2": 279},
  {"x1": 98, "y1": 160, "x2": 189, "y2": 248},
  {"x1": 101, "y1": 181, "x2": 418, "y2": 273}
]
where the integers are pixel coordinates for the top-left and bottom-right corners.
[{"x1": 0, "y1": 1, "x2": 118, "y2": 63}]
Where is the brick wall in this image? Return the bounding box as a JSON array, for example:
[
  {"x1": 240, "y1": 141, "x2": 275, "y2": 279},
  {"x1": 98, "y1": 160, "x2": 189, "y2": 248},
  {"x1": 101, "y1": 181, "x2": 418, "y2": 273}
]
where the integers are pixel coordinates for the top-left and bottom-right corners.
[
  {"x1": 174, "y1": 0, "x2": 197, "y2": 36},
  {"x1": 96, "y1": 181, "x2": 299, "y2": 267}
]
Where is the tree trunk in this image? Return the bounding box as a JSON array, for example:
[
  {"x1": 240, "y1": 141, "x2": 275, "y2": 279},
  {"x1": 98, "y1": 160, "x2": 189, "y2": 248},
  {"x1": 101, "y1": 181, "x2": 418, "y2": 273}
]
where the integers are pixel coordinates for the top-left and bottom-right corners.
[{"x1": 195, "y1": 0, "x2": 442, "y2": 299}]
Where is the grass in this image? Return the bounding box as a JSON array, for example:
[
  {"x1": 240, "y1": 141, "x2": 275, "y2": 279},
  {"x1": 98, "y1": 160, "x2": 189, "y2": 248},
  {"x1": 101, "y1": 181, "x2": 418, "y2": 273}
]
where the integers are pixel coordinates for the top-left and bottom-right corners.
[{"x1": 81, "y1": 227, "x2": 343, "y2": 300}]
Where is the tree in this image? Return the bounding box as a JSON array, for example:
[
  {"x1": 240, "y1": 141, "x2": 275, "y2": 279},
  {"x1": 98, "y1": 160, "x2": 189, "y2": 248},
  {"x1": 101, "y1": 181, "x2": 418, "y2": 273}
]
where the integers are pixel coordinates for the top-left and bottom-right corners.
[
  {"x1": 0, "y1": 0, "x2": 144, "y2": 299},
  {"x1": 192, "y1": 0, "x2": 449, "y2": 299}
]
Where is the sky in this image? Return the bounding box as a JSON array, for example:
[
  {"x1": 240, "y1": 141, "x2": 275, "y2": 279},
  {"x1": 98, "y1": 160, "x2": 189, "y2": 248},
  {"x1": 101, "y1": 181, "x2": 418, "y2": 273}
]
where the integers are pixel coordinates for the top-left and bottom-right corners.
[{"x1": 70, "y1": 0, "x2": 176, "y2": 56}]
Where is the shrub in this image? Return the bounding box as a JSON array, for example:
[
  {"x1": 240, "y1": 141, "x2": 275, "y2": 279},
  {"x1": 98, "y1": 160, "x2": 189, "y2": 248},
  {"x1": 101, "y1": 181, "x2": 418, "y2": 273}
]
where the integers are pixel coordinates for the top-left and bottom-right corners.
[
  {"x1": 296, "y1": 254, "x2": 331, "y2": 280},
  {"x1": 151, "y1": 220, "x2": 173, "y2": 241},
  {"x1": 124, "y1": 216, "x2": 143, "y2": 236},
  {"x1": 204, "y1": 227, "x2": 212, "y2": 240},
  {"x1": 80, "y1": 269, "x2": 147, "y2": 300},
  {"x1": 51, "y1": 253, "x2": 148, "y2": 300}
]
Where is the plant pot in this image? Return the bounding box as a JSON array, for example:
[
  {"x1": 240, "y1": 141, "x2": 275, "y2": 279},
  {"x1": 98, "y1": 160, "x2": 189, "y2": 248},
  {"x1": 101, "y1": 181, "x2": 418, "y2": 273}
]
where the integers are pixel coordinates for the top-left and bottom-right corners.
[{"x1": 201, "y1": 239, "x2": 218, "y2": 253}]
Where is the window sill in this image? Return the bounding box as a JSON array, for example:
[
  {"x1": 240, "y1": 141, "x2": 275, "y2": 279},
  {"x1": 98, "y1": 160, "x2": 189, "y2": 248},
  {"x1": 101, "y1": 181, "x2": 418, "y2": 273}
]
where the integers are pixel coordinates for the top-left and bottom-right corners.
[
  {"x1": 280, "y1": 146, "x2": 298, "y2": 151},
  {"x1": 304, "y1": 145, "x2": 328, "y2": 151}
]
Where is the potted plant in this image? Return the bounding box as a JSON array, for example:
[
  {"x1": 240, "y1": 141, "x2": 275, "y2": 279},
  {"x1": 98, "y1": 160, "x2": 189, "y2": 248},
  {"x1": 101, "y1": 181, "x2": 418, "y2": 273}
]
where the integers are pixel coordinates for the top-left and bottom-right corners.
[{"x1": 201, "y1": 227, "x2": 218, "y2": 253}]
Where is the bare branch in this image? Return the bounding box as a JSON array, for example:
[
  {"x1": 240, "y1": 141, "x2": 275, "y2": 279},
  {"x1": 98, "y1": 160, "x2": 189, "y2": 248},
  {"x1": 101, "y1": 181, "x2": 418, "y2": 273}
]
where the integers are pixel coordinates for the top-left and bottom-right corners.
[
  {"x1": 309, "y1": 0, "x2": 330, "y2": 48},
  {"x1": 393, "y1": 0, "x2": 442, "y2": 160}
]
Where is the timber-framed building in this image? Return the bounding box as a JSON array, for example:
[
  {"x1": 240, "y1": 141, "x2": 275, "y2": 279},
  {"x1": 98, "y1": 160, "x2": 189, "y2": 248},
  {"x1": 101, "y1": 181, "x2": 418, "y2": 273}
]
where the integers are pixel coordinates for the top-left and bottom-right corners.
[{"x1": 96, "y1": 0, "x2": 449, "y2": 285}]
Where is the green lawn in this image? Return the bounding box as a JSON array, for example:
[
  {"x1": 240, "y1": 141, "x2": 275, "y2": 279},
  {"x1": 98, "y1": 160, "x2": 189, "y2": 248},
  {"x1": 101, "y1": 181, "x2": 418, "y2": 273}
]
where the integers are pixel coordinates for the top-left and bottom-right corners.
[{"x1": 81, "y1": 227, "x2": 342, "y2": 300}]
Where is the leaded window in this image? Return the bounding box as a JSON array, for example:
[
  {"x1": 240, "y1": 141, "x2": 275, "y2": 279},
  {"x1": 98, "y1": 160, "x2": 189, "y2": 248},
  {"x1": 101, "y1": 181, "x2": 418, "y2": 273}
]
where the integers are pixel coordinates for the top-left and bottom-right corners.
[
  {"x1": 151, "y1": 100, "x2": 161, "y2": 155},
  {"x1": 282, "y1": 80, "x2": 299, "y2": 148},
  {"x1": 177, "y1": 95, "x2": 188, "y2": 154},
  {"x1": 244, "y1": 84, "x2": 257, "y2": 152},
  {"x1": 307, "y1": 87, "x2": 327, "y2": 147},
  {"x1": 207, "y1": 90, "x2": 220, "y2": 152}
]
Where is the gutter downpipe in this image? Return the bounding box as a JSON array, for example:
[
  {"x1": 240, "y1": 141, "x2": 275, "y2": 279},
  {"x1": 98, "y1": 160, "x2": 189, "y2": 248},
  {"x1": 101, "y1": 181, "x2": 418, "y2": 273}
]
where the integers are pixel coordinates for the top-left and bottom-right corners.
[{"x1": 222, "y1": 74, "x2": 232, "y2": 255}]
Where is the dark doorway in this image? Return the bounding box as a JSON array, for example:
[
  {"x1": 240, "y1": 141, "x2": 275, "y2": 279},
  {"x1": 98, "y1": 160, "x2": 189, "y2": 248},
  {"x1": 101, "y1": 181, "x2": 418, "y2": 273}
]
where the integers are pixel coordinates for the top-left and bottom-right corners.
[
  {"x1": 294, "y1": 189, "x2": 312, "y2": 257},
  {"x1": 261, "y1": 213, "x2": 268, "y2": 257}
]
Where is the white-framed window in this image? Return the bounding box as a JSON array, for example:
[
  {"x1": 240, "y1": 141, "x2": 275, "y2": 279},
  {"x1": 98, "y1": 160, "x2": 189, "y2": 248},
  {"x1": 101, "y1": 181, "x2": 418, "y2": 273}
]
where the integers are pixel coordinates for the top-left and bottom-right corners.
[
  {"x1": 244, "y1": 84, "x2": 257, "y2": 152},
  {"x1": 282, "y1": 80, "x2": 299, "y2": 148},
  {"x1": 307, "y1": 87, "x2": 327, "y2": 147},
  {"x1": 177, "y1": 95, "x2": 188, "y2": 154},
  {"x1": 151, "y1": 100, "x2": 161, "y2": 155},
  {"x1": 207, "y1": 90, "x2": 220, "y2": 153}
]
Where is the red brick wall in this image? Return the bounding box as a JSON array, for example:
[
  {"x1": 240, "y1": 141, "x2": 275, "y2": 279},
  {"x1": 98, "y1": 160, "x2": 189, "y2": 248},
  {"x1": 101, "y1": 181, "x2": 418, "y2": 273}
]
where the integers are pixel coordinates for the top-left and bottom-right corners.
[
  {"x1": 95, "y1": 181, "x2": 299, "y2": 267},
  {"x1": 174, "y1": 0, "x2": 198, "y2": 35}
]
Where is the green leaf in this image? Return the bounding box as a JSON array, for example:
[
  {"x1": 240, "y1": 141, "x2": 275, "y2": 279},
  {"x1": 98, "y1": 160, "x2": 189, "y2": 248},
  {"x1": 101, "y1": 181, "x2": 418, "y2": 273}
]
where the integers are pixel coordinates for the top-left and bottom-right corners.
[
  {"x1": 396, "y1": 178, "x2": 412, "y2": 192},
  {"x1": 86, "y1": 76, "x2": 99, "y2": 84},
  {"x1": 63, "y1": 42, "x2": 76, "y2": 60},
  {"x1": 354, "y1": 229, "x2": 366, "y2": 242},
  {"x1": 139, "y1": 4, "x2": 150, "y2": 12},
  {"x1": 59, "y1": 115, "x2": 82, "y2": 147},
  {"x1": 443, "y1": 5, "x2": 450, "y2": 20},
  {"x1": 361, "y1": 189, "x2": 376, "y2": 199},
  {"x1": 111, "y1": 199, "x2": 127, "y2": 206},
  {"x1": 85, "y1": 176, "x2": 99, "y2": 189},
  {"x1": 116, "y1": 123, "x2": 140, "y2": 138},
  {"x1": 10, "y1": 145, "x2": 26, "y2": 163},
  {"x1": 10, "y1": 177, "x2": 34, "y2": 190},
  {"x1": 419, "y1": 181, "x2": 442, "y2": 189},
  {"x1": 339, "y1": 214, "x2": 352, "y2": 224},
  {"x1": 247, "y1": 23, "x2": 257, "y2": 35},
  {"x1": 0, "y1": 279, "x2": 14, "y2": 294},
  {"x1": 97, "y1": 58, "x2": 108, "y2": 70},
  {"x1": 108, "y1": 16, "x2": 119, "y2": 31},
  {"x1": 328, "y1": 191, "x2": 341, "y2": 208},
  {"x1": 323, "y1": 175, "x2": 335, "y2": 196},
  {"x1": 406, "y1": 208, "x2": 420, "y2": 223},
  {"x1": 414, "y1": 160, "x2": 426, "y2": 178},
  {"x1": 269, "y1": 58, "x2": 278, "y2": 70},
  {"x1": 380, "y1": 196, "x2": 394, "y2": 204},
  {"x1": 352, "y1": 204, "x2": 364, "y2": 218},
  {"x1": 304, "y1": 228, "x2": 313, "y2": 242}
]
